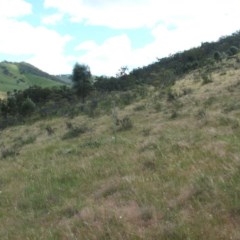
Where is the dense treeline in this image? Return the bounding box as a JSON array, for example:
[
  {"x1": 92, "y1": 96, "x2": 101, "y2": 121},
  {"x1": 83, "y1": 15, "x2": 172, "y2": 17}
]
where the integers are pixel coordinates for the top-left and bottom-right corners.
[{"x1": 0, "y1": 86, "x2": 77, "y2": 128}]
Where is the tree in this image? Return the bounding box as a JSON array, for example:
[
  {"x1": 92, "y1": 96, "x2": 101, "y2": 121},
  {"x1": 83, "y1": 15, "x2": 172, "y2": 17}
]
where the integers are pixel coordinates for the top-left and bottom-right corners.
[
  {"x1": 228, "y1": 46, "x2": 239, "y2": 56},
  {"x1": 72, "y1": 63, "x2": 92, "y2": 103},
  {"x1": 213, "y1": 51, "x2": 222, "y2": 62},
  {"x1": 116, "y1": 66, "x2": 128, "y2": 78},
  {"x1": 20, "y1": 97, "x2": 36, "y2": 116}
]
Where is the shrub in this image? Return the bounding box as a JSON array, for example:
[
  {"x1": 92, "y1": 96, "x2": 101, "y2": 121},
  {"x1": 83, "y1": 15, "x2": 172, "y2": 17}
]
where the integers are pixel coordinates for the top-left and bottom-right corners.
[
  {"x1": 118, "y1": 91, "x2": 135, "y2": 107},
  {"x1": 141, "y1": 207, "x2": 154, "y2": 221},
  {"x1": 223, "y1": 102, "x2": 240, "y2": 113},
  {"x1": 170, "y1": 110, "x2": 178, "y2": 119},
  {"x1": 117, "y1": 116, "x2": 133, "y2": 131},
  {"x1": 1, "y1": 147, "x2": 19, "y2": 159},
  {"x1": 83, "y1": 99, "x2": 99, "y2": 118},
  {"x1": 142, "y1": 128, "x2": 151, "y2": 136},
  {"x1": 228, "y1": 46, "x2": 239, "y2": 56},
  {"x1": 62, "y1": 125, "x2": 89, "y2": 140},
  {"x1": 204, "y1": 97, "x2": 216, "y2": 107},
  {"x1": 134, "y1": 104, "x2": 146, "y2": 111},
  {"x1": 201, "y1": 73, "x2": 212, "y2": 84},
  {"x1": 46, "y1": 126, "x2": 55, "y2": 135},
  {"x1": 20, "y1": 97, "x2": 36, "y2": 116},
  {"x1": 182, "y1": 88, "x2": 193, "y2": 95},
  {"x1": 213, "y1": 51, "x2": 222, "y2": 62},
  {"x1": 154, "y1": 102, "x2": 162, "y2": 112},
  {"x1": 14, "y1": 135, "x2": 36, "y2": 148},
  {"x1": 196, "y1": 109, "x2": 206, "y2": 119},
  {"x1": 167, "y1": 89, "x2": 176, "y2": 102},
  {"x1": 218, "y1": 116, "x2": 239, "y2": 129}
]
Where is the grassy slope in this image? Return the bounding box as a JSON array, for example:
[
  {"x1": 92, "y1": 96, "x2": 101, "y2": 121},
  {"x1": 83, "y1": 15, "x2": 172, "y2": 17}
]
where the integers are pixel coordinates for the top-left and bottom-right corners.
[
  {"x1": 0, "y1": 57, "x2": 240, "y2": 239},
  {"x1": 0, "y1": 62, "x2": 64, "y2": 93}
]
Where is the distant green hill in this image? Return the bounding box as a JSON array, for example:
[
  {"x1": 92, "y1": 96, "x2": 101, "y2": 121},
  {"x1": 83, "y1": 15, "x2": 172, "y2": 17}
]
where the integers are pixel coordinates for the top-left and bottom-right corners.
[
  {"x1": 55, "y1": 74, "x2": 72, "y2": 84},
  {"x1": 0, "y1": 61, "x2": 67, "y2": 94}
]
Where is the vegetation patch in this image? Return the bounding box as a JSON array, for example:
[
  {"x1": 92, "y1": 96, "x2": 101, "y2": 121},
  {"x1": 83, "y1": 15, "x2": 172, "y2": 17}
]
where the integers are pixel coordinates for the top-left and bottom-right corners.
[
  {"x1": 62, "y1": 125, "x2": 89, "y2": 140},
  {"x1": 116, "y1": 116, "x2": 133, "y2": 131}
]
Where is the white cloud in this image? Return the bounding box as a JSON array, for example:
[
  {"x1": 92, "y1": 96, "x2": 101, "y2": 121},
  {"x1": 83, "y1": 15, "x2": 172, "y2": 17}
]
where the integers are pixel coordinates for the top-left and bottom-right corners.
[
  {"x1": 0, "y1": 19, "x2": 70, "y2": 54},
  {"x1": 42, "y1": 13, "x2": 64, "y2": 25},
  {"x1": 75, "y1": 35, "x2": 133, "y2": 76},
  {"x1": 0, "y1": 0, "x2": 73, "y2": 74},
  {"x1": 75, "y1": 40, "x2": 98, "y2": 52},
  {"x1": 44, "y1": 0, "x2": 87, "y2": 23},
  {"x1": 28, "y1": 54, "x2": 74, "y2": 75},
  {"x1": 43, "y1": 0, "x2": 240, "y2": 30},
  {"x1": 44, "y1": 0, "x2": 164, "y2": 28},
  {"x1": 0, "y1": 0, "x2": 32, "y2": 19}
]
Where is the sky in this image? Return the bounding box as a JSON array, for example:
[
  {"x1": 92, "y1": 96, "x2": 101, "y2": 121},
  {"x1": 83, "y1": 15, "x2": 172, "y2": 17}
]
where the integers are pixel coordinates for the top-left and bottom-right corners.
[{"x1": 0, "y1": 0, "x2": 240, "y2": 76}]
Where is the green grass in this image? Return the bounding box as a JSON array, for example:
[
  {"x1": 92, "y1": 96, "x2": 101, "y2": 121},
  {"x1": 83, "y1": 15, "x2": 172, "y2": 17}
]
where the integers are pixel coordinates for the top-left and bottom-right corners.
[
  {"x1": 0, "y1": 62, "x2": 64, "y2": 93},
  {"x1": 24, "y1": 73, "x2": 63, "y2": 88},
  {"x1": 1, "y1": 57, "x2": 240, "y2": 239}
]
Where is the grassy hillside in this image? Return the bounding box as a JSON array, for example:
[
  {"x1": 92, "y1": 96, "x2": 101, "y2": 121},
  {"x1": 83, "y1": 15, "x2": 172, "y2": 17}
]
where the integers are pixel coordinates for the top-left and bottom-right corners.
[
  {"x1": 0, "y1": 61, "x2": 65, "y2": 93},
  {"x1": 0, "y1": 55, "x2": 240, "y2": 239}
]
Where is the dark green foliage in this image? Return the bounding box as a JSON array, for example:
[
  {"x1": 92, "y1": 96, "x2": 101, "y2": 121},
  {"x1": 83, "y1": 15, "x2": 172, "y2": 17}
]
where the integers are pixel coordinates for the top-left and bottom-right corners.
[
  {"x1": 72, "y1": 63, "x2": 92, "y2": 103},
  {"x1": 94, "y1": 75, "x2": 135, "y2": 92},
  {"x1": 1, "y1": 65, "x2": 10, "y2": 76},
  {"x1": 6, "y1": 96, "x2": 18, "y2": 115},
  {"x1": 0, "y1": 85, "x2": 76, "y2": 128},
  {"x1": 9, "y1": 85, "x2": 73, "y2": 108},
  {"x1": 0, "y1": 100, "x2": 7, "y2": 117},
  {"x1": 228, "y1": 46, "x2": 239, "y2": 56},
  {"x1": 213, "y1": 51, "x2": 222, "y2": 62},
  {"x1": 20, "y1": 97, "x2": 36, "y2": 116}
]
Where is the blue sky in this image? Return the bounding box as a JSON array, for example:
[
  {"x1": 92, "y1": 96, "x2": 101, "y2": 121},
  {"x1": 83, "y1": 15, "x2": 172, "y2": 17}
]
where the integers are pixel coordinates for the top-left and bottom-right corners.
[{"x1": 0, "y1": 0, "x2": 239, "y2": 76}]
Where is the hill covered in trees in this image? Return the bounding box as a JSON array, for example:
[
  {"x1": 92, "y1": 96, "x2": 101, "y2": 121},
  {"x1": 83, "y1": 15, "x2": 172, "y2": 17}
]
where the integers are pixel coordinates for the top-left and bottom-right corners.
[{"x1": 93, "y1": 30, "x2": 240, "y2": 91}]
